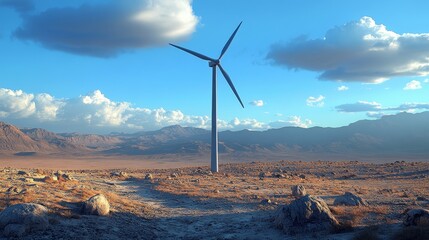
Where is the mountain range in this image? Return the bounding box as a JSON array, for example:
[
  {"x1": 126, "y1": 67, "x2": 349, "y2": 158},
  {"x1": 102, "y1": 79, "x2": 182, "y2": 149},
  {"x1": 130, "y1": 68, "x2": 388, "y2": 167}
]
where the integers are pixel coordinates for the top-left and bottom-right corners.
[{"x1": 1, "y1": 111, "x2": 428, "y2": 161}]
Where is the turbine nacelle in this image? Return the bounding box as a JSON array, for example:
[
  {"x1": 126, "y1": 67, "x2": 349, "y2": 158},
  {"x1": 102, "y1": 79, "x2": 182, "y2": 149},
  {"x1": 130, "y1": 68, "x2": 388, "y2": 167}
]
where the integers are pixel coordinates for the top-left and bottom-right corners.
[{"x1": 209, "y1": 60, "x2": 220, "y2": 67}]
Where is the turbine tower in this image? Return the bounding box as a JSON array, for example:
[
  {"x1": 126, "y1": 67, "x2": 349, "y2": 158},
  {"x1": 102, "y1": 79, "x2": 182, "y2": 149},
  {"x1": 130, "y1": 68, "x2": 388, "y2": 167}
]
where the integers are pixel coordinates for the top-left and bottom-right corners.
[{"x1": 170, "y1": 22, "x2": 244, "y2": 173}]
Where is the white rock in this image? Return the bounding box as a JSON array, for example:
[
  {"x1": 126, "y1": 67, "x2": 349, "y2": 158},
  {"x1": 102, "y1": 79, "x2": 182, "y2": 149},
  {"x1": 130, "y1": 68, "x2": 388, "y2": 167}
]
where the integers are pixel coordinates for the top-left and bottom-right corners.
[{"x1": 82, "y1": 194, "x2": 110, "y2": 216}]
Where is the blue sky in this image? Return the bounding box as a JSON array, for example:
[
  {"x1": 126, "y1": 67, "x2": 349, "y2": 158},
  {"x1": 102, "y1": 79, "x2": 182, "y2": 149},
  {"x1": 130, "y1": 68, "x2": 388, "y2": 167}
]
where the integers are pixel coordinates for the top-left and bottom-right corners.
[{"x1": 0, "y1": 0, "x2": 428, "y2": 133}]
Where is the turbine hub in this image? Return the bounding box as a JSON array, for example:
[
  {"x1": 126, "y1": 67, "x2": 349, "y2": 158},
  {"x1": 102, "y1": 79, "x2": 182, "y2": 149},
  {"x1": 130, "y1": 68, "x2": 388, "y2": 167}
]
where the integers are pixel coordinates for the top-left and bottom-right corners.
[{"x1": 209, "y1": 60, "x2": 220, "y2": 67}]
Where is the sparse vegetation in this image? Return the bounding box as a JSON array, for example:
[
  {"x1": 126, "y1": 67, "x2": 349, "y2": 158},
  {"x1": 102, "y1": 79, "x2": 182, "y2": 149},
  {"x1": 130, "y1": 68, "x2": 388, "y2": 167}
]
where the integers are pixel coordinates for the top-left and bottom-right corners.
[{"x1": 0, "y1": 160, "x2": 428, "y2": 239}]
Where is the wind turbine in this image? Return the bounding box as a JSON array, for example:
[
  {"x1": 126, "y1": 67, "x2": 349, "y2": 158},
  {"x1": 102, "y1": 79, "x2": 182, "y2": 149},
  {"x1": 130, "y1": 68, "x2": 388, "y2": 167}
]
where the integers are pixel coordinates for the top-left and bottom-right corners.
[{"x1": 170, "y1": 22, "x2": 244, "y2": 173}]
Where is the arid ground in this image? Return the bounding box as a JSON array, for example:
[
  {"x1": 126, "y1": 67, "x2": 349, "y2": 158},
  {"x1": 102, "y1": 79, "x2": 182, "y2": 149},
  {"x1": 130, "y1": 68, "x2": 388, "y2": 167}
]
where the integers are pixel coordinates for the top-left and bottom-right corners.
[{"x1": 0, "y1": 159, "x2": 428, "y2": 239}]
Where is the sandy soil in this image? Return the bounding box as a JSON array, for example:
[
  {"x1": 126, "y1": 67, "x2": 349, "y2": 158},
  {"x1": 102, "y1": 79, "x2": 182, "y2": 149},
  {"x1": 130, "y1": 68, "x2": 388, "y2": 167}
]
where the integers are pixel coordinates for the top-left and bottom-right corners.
[{"x1": 0, "y1": 160, "x2": 428, "y2": 239}]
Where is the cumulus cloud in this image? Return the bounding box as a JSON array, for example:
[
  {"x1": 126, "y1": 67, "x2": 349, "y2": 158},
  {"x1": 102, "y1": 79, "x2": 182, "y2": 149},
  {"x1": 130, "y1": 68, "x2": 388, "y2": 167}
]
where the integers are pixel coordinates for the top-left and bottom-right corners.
[
  {"x1": 366, "y1": 111, "x2": 387, "y2": 119},
  {"x1": 306, "y1": 95, "x2": 325, "y2": 107},
  {"x1": 0, "y1": 0, "x2": 34, "y2": 13},
  {"x1": 403, "y1": 80, "x2": 422, "y2": 90},
  {"x1": 337, "y1": 85, "x2": 349, "y2": 91},
  {"x1": 267, "y1": 16, "x2": 429, "y2": 83},
  {"x1": 269, "y1": 116, "x2": 312, "y2": 129},
  {"x1": 336, "y1": 101, "x2": 382, "y2": 112},
  {"x1": 424, "y1": 79, "x2": 429, "y2": 83},
  {"x1": 0, "y1": 88, "x2": 313, "y2": 133},
  {"x1": 0, "y1": 88, "x2": 36, "y2": 118},
  {"x1": 13, "y1": 0, "x2": 198, "y2": 57},
  {"x1": 336, "y1": 101, "x2": 429, "y2": 115},
  {"x1": 249, "y1": 100, "x2": 264, "y2": 107}
]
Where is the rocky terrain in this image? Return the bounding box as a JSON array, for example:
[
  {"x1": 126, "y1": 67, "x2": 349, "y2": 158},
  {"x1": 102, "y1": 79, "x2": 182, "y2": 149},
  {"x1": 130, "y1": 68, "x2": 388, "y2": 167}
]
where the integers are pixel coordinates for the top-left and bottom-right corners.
[
  {"x1": 1, "y1": 111, "x2": 429, "y2": 162},
  {"x1": 0, "y1": 160, "x2": 428, "y2": 239}
]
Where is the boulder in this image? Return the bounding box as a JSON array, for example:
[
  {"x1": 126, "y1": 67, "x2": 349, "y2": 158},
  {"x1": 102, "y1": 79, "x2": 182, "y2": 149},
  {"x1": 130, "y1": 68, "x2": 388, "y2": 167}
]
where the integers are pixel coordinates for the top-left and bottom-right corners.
[
  {"x1": 82, "y1": 194, "x2": 110, "y2": 216},
  {"x1": 43, "y1": 175, "x2": 58, "y2": 183},
  {"x1": 17, "y1": 170, "x2": 29, "y2": 176},
  {"x1": 291, "y1": 185, "x2": 306, "y2": 198},
  {"x1": 145, "y1": 174, "x2": 153, "y2": 180},
  {"x1": 333, "y1": 192, "x2": 368, "y2": 206},
  {"x1": 0, "y1": 203, "x2": 49, "y2": 237},
  {"x1": 58, "y1": 173, "x2": 74, "y2": 181},
  {"x1": 111, "y1": 171, "x2": 128, "y2": 178},
  {"x1": 274, "y1": 195, "x2": 340, "y2": 234},
  {"x1": 403, "y1": 208, "x2": 429, "y2": 226}
]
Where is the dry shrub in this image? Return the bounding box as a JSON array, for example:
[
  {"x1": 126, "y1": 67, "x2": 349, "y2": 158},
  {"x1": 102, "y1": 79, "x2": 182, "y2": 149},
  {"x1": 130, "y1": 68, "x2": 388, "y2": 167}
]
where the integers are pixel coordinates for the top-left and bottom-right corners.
[
  {"x1": 330, "y1": 206, "x2": 370, "y2": 227},
  {"x1": 104, "y1": 191, "x2": 152, "y2": 217},
  {"x1": 70, "y1": 186, "x2": 99, "y2": 201}
]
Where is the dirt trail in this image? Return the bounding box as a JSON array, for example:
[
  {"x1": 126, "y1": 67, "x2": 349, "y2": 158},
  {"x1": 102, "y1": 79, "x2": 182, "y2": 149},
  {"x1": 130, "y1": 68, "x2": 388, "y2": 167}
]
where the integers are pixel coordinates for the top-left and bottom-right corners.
[{"x1": 116, "y1": 180, "x2": 285, "y2": 240}]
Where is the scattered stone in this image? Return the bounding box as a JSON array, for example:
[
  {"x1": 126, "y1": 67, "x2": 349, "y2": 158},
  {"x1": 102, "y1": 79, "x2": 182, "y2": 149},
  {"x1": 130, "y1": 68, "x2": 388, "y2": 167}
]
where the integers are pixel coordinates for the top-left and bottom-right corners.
[
  {"x1": 260, "y1": 199, "x2": 272, "y2": 205},
  {"x1": 82, "y1": 194, "x2": 110, "y2": 216},
  {"x1": 17, "y1": 170, "x2": 29, "y2": 175},
  {"x1": 170, "y1": 173, "x2": 179, "y2": 178},
  {"x1": 24, "y1": 178, "x2": 34, "y2": 183},
  {"x1": 334, "y1": 192, "x2": 368, "y2": 206},
  {"x1": 6, "y1": 186, "x2": 23, "y2": 194},
  {"x1": 272, "y1": 173, "x2": 286, "y2": 178},
  {"x1": 111, "y1": 171, "x2": 127, "y2": 178},
  {"x1": 403, "y1": 208, "x2": 429, "y2": 226},
  {"x1": 0, "y1": 203, "x2": 49, "y2": 237},
  {"x1": 299, "y1": 174, "x2": 306, "y2": 179},
  {"x1": 43, "y1": 175, "x2": 58, "y2": 183},
  {"x1": 213, "y1": 190, "x2": 220, "y2": 194},
  {"x1": 259, "y1": 172, "x2": 266, "y2": 178},
  {"x1": 291, "y1": 185, "x2": 307, "y2": 198},
  {"x1": 145, "y1": 174, "x2": 153, "y2": 180},
  {"x1": 190, "y1": 179, "x2": 199, "y2": 183},
  {"x1": 416, "y1": 196, "x2": 429, "y2": 201},
  {"x1": 274, "y1": 195, "x2": 340, "y2": 234},
  {"x1": 60, "y1": 173, "x2": 75, "y2": 181}
]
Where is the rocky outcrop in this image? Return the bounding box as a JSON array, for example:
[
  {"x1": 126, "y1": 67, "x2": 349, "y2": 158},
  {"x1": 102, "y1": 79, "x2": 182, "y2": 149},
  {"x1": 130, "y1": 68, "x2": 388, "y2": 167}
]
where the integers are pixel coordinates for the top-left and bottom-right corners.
[
  {"x1": 403, "y1": 208, "x2": 429, "y2": 226},
  {"x1": 0, "y1": 203, "x2": 49, "y2": 237},
  {"x1": 274, "y1": 195, "x2": 340, "y2": 234},
  {"x1": 333, "y1": 192, "x2": 368, "y2": 206},
  {"x1": 291, "y1": 185, "x2": 306, "y2": 198}
]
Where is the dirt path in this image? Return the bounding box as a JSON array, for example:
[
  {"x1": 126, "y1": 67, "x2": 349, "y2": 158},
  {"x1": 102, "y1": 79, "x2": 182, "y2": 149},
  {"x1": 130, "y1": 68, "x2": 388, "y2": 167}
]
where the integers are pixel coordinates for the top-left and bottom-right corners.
[{"x1": 116, "y1": 179, "x2": 285, "y2": 240}]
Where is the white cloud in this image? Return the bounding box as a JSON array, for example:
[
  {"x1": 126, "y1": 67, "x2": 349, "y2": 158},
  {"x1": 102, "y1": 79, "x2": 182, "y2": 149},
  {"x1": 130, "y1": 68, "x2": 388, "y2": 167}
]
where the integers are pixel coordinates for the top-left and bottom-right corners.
[
  {"x1": 268, "y1": 16, "x2": 429, "y2": 83},
  {"x1": 226, "y1": 118, "x2": 266, "y2": 130},
  {"x1": 249, "y1": 100, "x2": 264, "y2": 107},
  {"x1": 336, "y1": 101, "x2": 382, "y2": 112},
  {"x1": 306, "y1": 95, "x2": 325, "y2": 107},
  {"x1": 404, "y1": 80, "x2": 422, "y2": 90},
  {"x1": 1, "y1": 88, "x2": 312, "y2": 133},
  {"x1": 13, "y1": 0, "x2": 199, "y2": 57},
  {"x1": 424, "y1": 79, "x2": 429, "y2": 83},
  {"x1": 336, "y1": 101, "x2": 429, "y2": 115},
  {"x1": 0, "y1": 88, "x2": 36, "y2": 118},
  {"x1": 269, "y1": 116, "x2": 312, "y2": 129},
  {"x1": 337, "y1": 85, "x2": 349, "y2": 91},
  {"x1": 366, "y1": 111, "x2": 387, "y2": 119}
]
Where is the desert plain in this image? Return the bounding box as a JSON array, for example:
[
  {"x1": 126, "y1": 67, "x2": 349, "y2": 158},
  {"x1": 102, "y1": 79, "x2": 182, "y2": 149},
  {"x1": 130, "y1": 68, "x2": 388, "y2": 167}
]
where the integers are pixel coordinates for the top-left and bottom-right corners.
[{"x1": 1, "y1": 158, "x2": 428, "y2": 239}]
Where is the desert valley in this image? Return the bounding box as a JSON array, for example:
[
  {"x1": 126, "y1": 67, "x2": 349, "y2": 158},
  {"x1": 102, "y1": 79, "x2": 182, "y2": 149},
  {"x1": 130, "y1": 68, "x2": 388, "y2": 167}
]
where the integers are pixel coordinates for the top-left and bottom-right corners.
[
  {"x1": 0, "y1": 112, "x2": 428, "y2": 239},
  {"x1": 1, "y1": 1, "x2": 429, "y2": 238}
]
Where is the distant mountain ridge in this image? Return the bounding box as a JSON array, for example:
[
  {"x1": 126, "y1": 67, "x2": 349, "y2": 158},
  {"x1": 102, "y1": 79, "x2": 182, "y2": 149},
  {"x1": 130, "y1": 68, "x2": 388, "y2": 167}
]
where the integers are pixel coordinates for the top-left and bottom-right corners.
[{"x1": 0, "y1": 111, "x2": 428, "y2": 161}]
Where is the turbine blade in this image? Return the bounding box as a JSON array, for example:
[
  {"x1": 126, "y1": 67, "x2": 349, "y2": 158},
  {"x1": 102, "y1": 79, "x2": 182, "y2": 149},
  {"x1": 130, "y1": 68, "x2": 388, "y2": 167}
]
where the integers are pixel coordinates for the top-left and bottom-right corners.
[
  {"x1": 169, "y1": 44, "x2": 215, "y2": 61},
  {"x1": 218, "y1": 64, "x2": 244, "y2": 108},
  {"x1": 218, "y1": 21, "x2": 242, "y2": 60}
]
